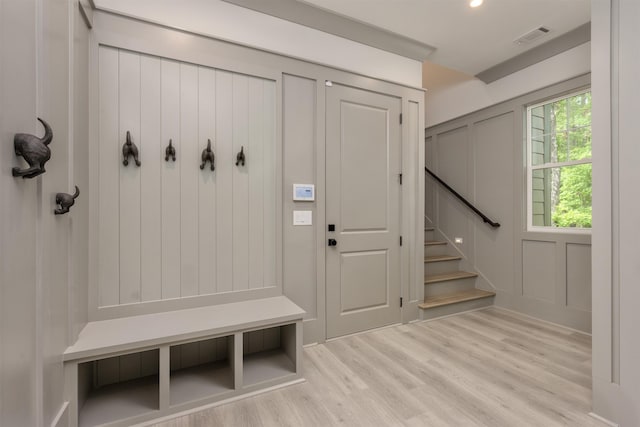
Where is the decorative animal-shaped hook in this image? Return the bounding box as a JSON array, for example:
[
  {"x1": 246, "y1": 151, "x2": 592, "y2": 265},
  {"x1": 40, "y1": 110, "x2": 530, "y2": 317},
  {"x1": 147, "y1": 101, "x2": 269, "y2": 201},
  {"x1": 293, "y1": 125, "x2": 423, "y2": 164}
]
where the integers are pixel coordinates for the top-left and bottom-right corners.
[
  {"x1": 54, "y1": 186, "x2": 80, "y2": 215},
  {"x1": 122, "y1": 131, "x2": 141, "y2": 167},
  {"x1": 12, "y1": 117, "x2": 53, "y2": 179},
  {"x1": 200, "y1": 139, "x2": 215, "y2": 171},
  {"x1": 165, "y1": 139, "x2": 176, "y2": 162},
  {"x1": 235, "y1": 146, "x2": 245, "y2": 167}
]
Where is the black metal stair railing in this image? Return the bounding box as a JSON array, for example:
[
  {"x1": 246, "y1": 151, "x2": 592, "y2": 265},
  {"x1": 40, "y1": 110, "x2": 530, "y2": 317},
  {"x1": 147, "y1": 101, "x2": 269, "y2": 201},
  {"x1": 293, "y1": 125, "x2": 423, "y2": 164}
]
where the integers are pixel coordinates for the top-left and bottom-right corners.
[{"x1": 425, "y1": 167, "x2": 500, "y2": 228}]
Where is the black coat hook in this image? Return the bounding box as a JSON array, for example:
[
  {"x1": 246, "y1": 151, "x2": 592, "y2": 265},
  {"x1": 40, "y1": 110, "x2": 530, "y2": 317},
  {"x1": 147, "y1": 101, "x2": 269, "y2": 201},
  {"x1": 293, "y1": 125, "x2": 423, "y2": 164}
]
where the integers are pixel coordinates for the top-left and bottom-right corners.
[
  {"x1": 122, "y1": 131, "x2": 141, "y2": 166},
  {"x1": 235, "y1": 146, "x2": 245, "y2": 166},
  {"x1": 12, "y1": 117, "x2": 53, "y2": 179},
  {"x1": 55, "y1": 186, "x2": 79, "y2": 215},
  {"x1": 200, "y1": 139, "x2": 215, "y2": 171},
  {"x1": 165, "y1": 139, "x2": 176, "y2": 162}
]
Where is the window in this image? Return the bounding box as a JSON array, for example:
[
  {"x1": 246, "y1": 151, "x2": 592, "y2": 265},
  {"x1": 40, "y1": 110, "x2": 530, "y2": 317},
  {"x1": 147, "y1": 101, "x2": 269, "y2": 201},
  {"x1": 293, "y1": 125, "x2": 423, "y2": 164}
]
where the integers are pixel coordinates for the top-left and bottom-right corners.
[{"x1": 527, "y1": 90, "x2": 592, "y2": 231}]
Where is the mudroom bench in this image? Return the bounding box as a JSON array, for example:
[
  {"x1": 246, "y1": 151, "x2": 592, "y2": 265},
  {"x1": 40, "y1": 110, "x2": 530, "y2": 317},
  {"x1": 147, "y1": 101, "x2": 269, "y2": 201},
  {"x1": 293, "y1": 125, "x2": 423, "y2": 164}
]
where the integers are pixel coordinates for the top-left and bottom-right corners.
[{"x1": 63, "y1": 296, "x2": 304, "y2": 427}]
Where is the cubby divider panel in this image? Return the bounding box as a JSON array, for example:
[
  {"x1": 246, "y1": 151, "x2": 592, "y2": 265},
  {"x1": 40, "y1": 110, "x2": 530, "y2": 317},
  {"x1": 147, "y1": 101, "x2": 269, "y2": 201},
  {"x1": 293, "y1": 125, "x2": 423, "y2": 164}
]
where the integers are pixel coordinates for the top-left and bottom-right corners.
[
  {"x1": 169, "y1": 335, "x2": 234, "y2": 406},
  {"x1": 77, "y1": 349, "x2": 160, "y2": 427},
  {"x1": 242, "y1": 323, "x2": 297, "y2": 387}
]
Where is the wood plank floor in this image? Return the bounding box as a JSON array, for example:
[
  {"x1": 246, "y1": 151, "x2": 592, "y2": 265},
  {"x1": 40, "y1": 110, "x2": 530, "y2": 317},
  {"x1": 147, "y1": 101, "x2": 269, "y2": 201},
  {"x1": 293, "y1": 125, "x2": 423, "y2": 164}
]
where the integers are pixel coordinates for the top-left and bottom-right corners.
[{"x1": 151, "y1": 308, "x2": 604, "y2": 427}]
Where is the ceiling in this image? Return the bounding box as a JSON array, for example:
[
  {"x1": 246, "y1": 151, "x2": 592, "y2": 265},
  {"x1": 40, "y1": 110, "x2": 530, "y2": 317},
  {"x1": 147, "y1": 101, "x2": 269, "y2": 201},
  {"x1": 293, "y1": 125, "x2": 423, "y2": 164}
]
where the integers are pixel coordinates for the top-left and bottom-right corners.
[{"x1": 299, "y1": 0, "x2": 590, "y2": 77}]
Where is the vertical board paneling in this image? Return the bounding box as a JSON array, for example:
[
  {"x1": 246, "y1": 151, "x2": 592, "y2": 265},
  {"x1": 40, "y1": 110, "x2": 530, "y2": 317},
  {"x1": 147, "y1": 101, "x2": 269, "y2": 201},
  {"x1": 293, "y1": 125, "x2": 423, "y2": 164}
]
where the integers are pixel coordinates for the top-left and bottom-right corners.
[
  {"x1": 198, "y1": 67, "x2": 217, "y2": 295},
  {"x1": 263, "y1": 81, "x2": 277, "y2": 287},
  {"x1": 96, "y1": 358, "x2": 119, "y2": 387},
  {"x1": 248, "y1": 330, "x2": 264, "y2": 353},
  {"x1": 180, "y1": 64, "x2": 199, "y2": 297},
  {"x1": 119, "y1": 353, "x2": 142, "y2": 381},
  {"x1": 161, "y1": 60, "x2": 181, "y2": 299},
  {"x1": 119, "y1": 51, "x2": 142, "y2": 304},
  {"x1": 263, "y1": 327, "x2": 281, "y2": 351},
  {"x1": 248, "y1": 78, "x2": 265, "y2": 289},
  {"x1": 170, "y1": 346, "x2": 181, "y2": 371},
  {"x1": 139, "y1": 350, "x2": 159, "y2": 377},
  {"x1": 98, "y1": 47, "x2": 120, "y2": 307},
  {"x1": 198, "y1": 339, "x2": 216, "y2": 365},
  {"x1": 140, "y1": 55, "x2": 162, "y2": 302},
  {"x1": 233, "y1": 74, "x2": 250, "y2": 291},
  {"x1": 179, "y1": 342, "x2": 200, "y2": 369},
  {"x1": 215, "y1": 71, "x2": 234, "y2": 293},
  {"x1": 215, "y1": 337, "x2": 229, "y2": 360},
  {"x1": 98, "y1": 49, "x2": 278, "y2": 308}
]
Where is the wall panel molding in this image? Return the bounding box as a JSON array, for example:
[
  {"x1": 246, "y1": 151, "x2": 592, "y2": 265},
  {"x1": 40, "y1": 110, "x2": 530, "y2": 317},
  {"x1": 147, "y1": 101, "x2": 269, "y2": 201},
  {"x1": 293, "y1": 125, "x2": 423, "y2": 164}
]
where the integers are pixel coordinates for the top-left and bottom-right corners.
[{"x1": 425, "y1": 73, "x2": 592, "y2": 332}]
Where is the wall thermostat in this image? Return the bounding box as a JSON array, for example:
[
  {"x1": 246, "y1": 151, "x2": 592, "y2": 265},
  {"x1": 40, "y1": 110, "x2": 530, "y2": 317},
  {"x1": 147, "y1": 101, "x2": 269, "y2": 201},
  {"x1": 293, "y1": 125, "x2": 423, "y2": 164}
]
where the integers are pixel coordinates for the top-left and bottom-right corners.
[{"x1": 293, "y1": 184, "x2": 315, "y2": 201}]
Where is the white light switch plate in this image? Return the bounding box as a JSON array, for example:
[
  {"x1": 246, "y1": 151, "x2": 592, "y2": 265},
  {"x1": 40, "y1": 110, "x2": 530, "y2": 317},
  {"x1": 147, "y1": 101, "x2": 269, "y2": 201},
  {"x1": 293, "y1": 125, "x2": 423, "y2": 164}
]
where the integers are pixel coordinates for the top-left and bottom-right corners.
[{"x1": 293, "y1": 210, "x2": 312, "y2": 226}]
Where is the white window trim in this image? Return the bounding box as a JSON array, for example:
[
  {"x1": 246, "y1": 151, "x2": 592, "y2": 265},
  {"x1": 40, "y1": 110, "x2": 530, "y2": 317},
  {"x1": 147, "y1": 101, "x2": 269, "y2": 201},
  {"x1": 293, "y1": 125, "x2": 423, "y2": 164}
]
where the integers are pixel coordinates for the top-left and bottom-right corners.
[{"x1": 526, "y1": 89, "x2": 592, "y2": 234}]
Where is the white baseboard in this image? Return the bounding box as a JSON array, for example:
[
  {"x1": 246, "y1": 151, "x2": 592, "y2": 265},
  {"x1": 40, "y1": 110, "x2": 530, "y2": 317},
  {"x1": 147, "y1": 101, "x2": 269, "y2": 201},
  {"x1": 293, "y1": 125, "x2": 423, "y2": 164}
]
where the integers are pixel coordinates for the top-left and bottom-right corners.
[
  {"x1": 589, "y1": 412, "x2": 619, "y2": 427},
  {"x1": 51, "y1": 402, "x2": 69, "y2": 427}
]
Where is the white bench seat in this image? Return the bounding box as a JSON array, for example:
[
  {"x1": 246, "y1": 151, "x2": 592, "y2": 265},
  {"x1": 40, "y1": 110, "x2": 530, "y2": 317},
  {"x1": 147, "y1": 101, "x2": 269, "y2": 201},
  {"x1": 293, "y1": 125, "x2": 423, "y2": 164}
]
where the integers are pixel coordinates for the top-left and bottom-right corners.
[{"x1": 65, "y1": 296, "x2": 304, "y2": 361}]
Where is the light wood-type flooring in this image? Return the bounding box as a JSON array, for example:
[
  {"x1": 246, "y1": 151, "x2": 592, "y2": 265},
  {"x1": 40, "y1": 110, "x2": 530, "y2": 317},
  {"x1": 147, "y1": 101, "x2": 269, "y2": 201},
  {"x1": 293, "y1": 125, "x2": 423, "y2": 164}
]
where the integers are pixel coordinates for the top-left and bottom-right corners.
[{"x1": 151, "y1": 307, "x2": 605, "y2": 427}]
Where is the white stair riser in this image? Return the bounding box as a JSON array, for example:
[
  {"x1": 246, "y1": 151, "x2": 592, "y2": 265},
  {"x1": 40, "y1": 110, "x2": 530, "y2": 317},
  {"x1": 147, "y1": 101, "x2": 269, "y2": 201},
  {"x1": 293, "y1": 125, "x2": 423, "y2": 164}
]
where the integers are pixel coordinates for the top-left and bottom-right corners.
[
  {"x1": 424, "y1": 259, "x2": 462, "y2": 275},
  {"x1": 419, "y1": 297, "x2": 494, "y2": 321},
  {"x1": 424, "y1": 229, "x2": 435, "y2": 241},
  {"x1": 424, "y1": 279, "x2": 477, "y2": 298},
  {"x1": 424, "y1": 244, "x2": 449, "y2": 257}
]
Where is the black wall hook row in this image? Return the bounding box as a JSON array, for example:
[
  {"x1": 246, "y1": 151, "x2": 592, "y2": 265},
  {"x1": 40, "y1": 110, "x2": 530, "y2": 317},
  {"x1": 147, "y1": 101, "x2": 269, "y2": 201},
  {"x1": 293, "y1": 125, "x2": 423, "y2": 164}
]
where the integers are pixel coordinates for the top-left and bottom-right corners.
[
  {"x1": 235, "y1": 146, "x2": 245, "y2": 166},
  {"x1": 200, "y1": 139, "x2": 215, "y2": 171},
  {"x1": 54, "y1": 186, "x2": 79, "y2": 215},
  {"x1": 165, "y1": 139, "x2": 176, "y2": 162},
  {"x1": 122, "y1": 131, "x2": 141, "y2": 167},
  {"x1": 12, "y1": 117, "x2": 53, "y2": 179}
]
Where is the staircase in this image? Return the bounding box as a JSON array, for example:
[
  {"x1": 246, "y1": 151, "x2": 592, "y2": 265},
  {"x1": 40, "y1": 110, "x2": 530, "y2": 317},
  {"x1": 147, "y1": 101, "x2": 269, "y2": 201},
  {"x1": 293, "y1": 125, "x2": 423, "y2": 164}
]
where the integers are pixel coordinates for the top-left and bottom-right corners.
[{"x1": 420, "y1": 227, "x2": 495, "y2": 319}]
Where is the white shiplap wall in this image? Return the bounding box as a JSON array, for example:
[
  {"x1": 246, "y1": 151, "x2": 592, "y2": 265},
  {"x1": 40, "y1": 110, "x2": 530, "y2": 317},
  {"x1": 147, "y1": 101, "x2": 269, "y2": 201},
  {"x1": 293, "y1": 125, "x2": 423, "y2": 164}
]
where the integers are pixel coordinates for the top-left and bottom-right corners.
[{"x1": 97, "y1": 46, "x2": 276, "y2": 308}]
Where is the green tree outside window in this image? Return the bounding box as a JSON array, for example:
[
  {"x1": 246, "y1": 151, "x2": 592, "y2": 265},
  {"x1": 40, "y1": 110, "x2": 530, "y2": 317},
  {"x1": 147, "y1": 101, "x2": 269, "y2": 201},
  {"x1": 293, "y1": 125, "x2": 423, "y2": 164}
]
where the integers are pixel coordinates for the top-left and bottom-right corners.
[{"x1": 528, "y1": 91, "x2": 591, "y2": 229}]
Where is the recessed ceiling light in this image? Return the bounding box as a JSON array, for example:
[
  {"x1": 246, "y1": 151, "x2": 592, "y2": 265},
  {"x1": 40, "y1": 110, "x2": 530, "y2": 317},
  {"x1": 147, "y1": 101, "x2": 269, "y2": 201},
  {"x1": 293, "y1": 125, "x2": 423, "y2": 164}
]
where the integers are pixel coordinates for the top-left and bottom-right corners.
[{"x1": 470, "y1": 0, "x2": 483, "y2": 7}]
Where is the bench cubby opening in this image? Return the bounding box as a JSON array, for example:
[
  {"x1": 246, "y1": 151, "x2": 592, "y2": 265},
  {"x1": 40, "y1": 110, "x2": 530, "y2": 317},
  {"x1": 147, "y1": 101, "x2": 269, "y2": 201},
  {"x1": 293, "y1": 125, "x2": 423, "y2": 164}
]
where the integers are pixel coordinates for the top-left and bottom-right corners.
[
  {"x1": 169, "y1": 335, "x2": 235, "y2": 406},
  {"x1": 242, "y1": 323, "x2": 298, "y2": 387},
  {"x1": 77, "y1": 349, "x2": 160, "y2": 427}
]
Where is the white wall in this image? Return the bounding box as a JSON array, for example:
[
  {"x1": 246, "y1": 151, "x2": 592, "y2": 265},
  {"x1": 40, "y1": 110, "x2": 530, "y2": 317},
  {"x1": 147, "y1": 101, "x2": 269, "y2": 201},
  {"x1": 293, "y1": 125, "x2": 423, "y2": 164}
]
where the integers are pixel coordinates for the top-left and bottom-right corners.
[
  {"x1": 93, "y1": 0, "x2": 422, "y2": 87},
  {"x1": 425, "y1": 43, "x2": 591, "y2": 127}
]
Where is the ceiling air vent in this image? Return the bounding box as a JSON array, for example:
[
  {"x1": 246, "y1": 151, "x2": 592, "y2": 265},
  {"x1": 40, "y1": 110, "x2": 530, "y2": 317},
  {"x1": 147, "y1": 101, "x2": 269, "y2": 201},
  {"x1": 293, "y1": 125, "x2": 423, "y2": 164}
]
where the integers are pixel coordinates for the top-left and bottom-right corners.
[{"x1": 513, "y1": 26, "x2": 551, "y2": 45}]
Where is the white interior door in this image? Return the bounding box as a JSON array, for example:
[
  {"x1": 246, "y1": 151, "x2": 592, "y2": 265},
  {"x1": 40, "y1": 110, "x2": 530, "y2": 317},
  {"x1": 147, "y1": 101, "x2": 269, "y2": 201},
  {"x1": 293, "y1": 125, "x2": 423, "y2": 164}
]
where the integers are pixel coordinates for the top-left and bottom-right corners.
[{"x1": 326, "y1": 83, "x2": 402, "y2": 339}]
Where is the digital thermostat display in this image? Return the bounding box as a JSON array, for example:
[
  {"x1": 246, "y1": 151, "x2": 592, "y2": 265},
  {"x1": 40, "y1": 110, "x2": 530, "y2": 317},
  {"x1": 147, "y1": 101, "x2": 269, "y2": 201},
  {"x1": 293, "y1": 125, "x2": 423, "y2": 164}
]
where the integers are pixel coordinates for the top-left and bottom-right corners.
[{"x1": 293, "y1": 184, "x2": 315, "y2": 201}]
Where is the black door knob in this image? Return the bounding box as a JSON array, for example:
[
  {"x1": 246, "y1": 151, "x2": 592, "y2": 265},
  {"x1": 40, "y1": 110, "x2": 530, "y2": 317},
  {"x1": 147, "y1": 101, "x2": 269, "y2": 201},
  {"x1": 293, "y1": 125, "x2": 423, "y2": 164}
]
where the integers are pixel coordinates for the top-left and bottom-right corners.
[{"x1": 328, "y1": 239, "x2": 337, "y2": 247}]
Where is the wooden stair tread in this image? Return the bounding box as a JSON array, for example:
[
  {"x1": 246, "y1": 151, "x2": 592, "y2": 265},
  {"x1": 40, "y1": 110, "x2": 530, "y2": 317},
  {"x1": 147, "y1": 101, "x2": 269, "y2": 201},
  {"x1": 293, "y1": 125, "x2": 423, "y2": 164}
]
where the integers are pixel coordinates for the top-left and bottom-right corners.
[
  {"x1": 425, "y1": 255, "x2": 462, "y2": 263},
  {"x1": 425, "y1": 240, "x2": 447, "y2": 246},
  {"x1": 425, "y1": 271, "x2": 478, "y2": 284},
  {"x1": 418, "y1": 289, "x2": 495, "y2": 309}
]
